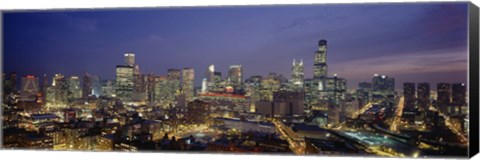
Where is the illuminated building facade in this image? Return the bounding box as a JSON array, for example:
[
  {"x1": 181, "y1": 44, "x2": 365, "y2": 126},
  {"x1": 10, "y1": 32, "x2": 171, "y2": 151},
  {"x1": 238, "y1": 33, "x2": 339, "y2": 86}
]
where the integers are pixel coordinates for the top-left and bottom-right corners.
[
  {"x1": 436, "y1": 83, "x2": 451, "y2": 114},
  {"x1": 451, "y1": 83, "x2": 466, "y2": 115},
  {"x1": 116, "y1": 65, "x2": 135, "y2": 103},
  {"x1": 124, "y1": 53, "x2": 135, "y2": 67},
  {"x1": 214, "y1": 72, "x2": 223, "y2": 86},
  {"x1": 356, "y1": 82, "x2": 372, "y2": 108},
  {"x1": 42, "y1": 74, "x2": 48, "y2": 92},
  {"x1": 66, "y1": 76, "x2": 82, "y2": 101},
  {"x1": 133, "y1": 65, "x2": 145, "y2": 102},
  {"x1": 228, "y1": 65, "x2": 243, "y2": 87},
  {"x1": 417, "y1": 82, "x2": 430, "y2": 111},
  {"x1": 371, "y1": 74, "x2": 395, "y2": 103},
  {"x1": 83, "y1": 72, "x2": 93, "y2": 98},
  {"x1": 153, "y1": 75, "x2": 170, "y2": 105},
  {"x1": 313, "y1": 40, "x2": 328, "y2": 80},
  {"x1": 403, "y1": 82, "x2": 416, "y2": 124},
  {"x1": 291, "y1": 59, "x2": 304, "y2": 89},
  {"x1": 91, "y1": 75, "x2": 102, "y2": 97},
  {"x1": 245, "y1": 75, "x2": 262, "y2": 112},
  {"x1": 20, "y1": 75, "x2": 40, "y2": 101},
  {"x1": 101, "y1": 80, "x2": 116, "y2": 98},
  {"x1": 182, "y1": 67, "x2": 195, "y2": 102},
  {"x1": 206, "y1": 64, "x2": 215, "y2": 86},
  {"x1": 255, "y1": 91, "x2": 304, "y2": 117},
  {"x1": 45, "y1": 74, "x2": 68, "y2": 106},
  {"x1": 167, "y1": 69, "x2": 181, "y2": 97}
]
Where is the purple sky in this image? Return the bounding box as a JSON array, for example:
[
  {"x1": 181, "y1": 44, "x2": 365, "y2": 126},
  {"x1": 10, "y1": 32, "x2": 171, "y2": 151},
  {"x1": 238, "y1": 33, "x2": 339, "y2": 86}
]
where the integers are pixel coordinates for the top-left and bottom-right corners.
[{"x1": 3, "y1": 2, "x2": 469, "y2": 89}]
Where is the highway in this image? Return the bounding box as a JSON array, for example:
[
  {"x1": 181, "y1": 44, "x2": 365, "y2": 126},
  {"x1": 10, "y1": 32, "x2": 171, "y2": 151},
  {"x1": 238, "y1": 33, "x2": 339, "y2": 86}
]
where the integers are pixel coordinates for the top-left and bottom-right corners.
[
  {"x1": 351, "y1": 102, "x2": 373, "y2": 118},
  {"x1": 272, "y1": 120, "x2": 304, "y2": 154},
  {"x1": 390, "y1": 96, "x2": 404, "y2": 132},
  {"x1": 428, "y1": 106, "x2": 468, "y2": 143}
]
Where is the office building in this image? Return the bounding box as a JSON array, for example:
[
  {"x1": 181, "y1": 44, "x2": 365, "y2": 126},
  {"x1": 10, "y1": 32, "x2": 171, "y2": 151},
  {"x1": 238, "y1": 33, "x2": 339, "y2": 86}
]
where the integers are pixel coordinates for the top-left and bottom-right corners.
[
  {"x1": 403, "y1": 82, "x2": 416, "y2": 111},
  {"x1": 20, "y1": 75, "x2": 40, "y2": 101},
  {"x1": 182, "y1": 67, "x2": 195, "y2": 101},
  {"x1": 256, "y1": 90, "x2": 304, "y2": 117},
  {"x1": 228, "y1": 65, "x2": 243, "y2": 87},
  {"x1": 452, "y1": 83, "x2": 466, "y2": 115},
  {"x1": 3, "y1": 72, "x2": 17, "y2": 96},
  {"x1": 371, "y1": 74, "x2": 395, "y2": 103},
  {"x1": 83, "y1": 72, "x2": 93, "y2": 98},
  {"x1": 313, "y1": 40, "x2": 328, "y2": 80},
  {"x1": 417, "y1": 82, "x2": 430, "y2": 111},
  {"x1": 167, "y1": 69, "x2": 181, "y2": 96},
  {"x1": 291, "y1": 59, "x2": 304, "y2": 88},
  {"x1": 101, "y1": 80, "x2": 115, "y2": 98},
  {"x1": 436, "y1": 83, "x2": 451, "y2": 114},
  {"x1": 206, "y1": 64, "x2": 215, "y2": 86},
  {"x1": 124, "y1": 53, "x2": 135, "y2": 67},
  {"x1": 116, "y1": 65, "x2": 135, "y2": 103},
  {"x1": 67, "y1": 76, "x2": 82, "y2": 100}
]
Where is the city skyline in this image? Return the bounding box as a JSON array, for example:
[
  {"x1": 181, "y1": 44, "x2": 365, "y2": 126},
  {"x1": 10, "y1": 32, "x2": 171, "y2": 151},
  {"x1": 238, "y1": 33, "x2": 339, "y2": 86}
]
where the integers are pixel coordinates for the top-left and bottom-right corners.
[
  {"x1": 3, "y1": 2, "x2": 468, "y2": 89},
  {"x1": 2, "y1": 2, "x2": 473, "y2": 157}
]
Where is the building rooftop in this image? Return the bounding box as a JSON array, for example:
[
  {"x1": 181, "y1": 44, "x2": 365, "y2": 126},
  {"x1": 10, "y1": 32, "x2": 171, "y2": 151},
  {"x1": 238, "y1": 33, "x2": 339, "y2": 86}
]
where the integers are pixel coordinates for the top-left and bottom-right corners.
[
  {"x1": 216, "y1": 117, "x2": 274, "y2": 127},
  {"x1": 31, "y1": 114, "x2": 59, "y2": 120},
  {"x1": 291, "y1": 123, "x2": 329, "y2": 132}
]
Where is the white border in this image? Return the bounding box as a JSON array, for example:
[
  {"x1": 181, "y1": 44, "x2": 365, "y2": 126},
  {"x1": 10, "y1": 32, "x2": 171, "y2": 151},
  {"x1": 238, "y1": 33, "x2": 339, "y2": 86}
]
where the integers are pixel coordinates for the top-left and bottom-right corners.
[{"x1": 0, "y1": 0, "x2": 474, "y2": 10}]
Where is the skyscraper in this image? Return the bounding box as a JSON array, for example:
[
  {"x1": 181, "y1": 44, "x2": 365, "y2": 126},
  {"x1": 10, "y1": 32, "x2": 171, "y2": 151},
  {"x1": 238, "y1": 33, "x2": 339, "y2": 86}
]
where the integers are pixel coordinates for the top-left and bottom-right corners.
[
  {"x1": 101, "y1": 80, "x2": 116, "y2": 98},
  {"x1": 116, "y1": 65, "x2": 135, "y2": 103},
  {"x1": 67, "y1": 76, "x2": 82, "y2": 100},
  {"x1": 228, "y1": 65, "x2": 243, "y2": 87},
  {"x1": 201, "y1": 78, "x2": 208, "y2": 93},
  {"x1": 182, "y1": 67, "x2": 195, "y2": 102},
  {"x1": 47, "y1": 73, "x2": 68, "y2": 106},
  {"x1": 124, "y1": 53, "x2": 135, "y2": 67},
  {"x1": 291, "y1": 59, "x2": 304, "y2": 87},
  {"x1": 313, "y1": 40, "x2": 328, "y2": 80},
  {"x1": 20, "y1": 75, "x2": 39, "y2": 101},
  {"x1": 214, "y1": 72, "x2": 223, "y2": 86},
  {"x1": 91, "y1": 75, "x2": 102, "y2": 97},
  {"x1": 153, "y1": 75, "x2": 169, "y2": 105},
  {"x1": 371, "y1": 74, "x2": 395, "y2": 103},
  {"x1": 403, "y1": 82, "x2": 416, "y2": 111},
  {"x1": 53, "y1": 74, "x2": 67, "y2": 93},
  {"x1": 356, "y1": 82, "x2": 372, "y2": 108},
  {"x1": 451, "y1": 83, "x2": 466, "y2": 114},
  {"x1": 403, "y1": 83, "x2": 417, "y2": 124},
  {"x1": 83, "y1": 72, "x2": 93, "y2": 98},
  {"x1": 417, "y1": 82, "x2": 430, "y2": 111},
  {"x1": 42, "y1": 74, "x2": 48, "y2": 92},
  {"x1": 3, "y1": 72, "x2": 17, "y2": 96},
  {"x1": 436, "y1": 83, "x2": 451, "y2": 114},
  {"x1": 206, "y1": 64, "x2": 215, "y2": 86},
  {"x1": 167, "y1": 68, "x2": 181, "y2": 92},
  {"x1": 145, "y1": 74, "x2": 156, "y2": 103}
]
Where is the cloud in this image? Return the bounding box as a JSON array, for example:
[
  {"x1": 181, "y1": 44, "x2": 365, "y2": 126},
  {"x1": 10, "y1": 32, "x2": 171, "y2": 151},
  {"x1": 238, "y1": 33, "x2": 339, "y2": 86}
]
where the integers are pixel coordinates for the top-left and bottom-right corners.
[
  {"x1": 332, "y1": 47, "x2": 467, "y2": 79},
  {"x1": 276, "y1": 11, "x2": 350, "y2": 31},
  {"x1": 59, "y1": 14, "x2": 99, "y2": 32}
]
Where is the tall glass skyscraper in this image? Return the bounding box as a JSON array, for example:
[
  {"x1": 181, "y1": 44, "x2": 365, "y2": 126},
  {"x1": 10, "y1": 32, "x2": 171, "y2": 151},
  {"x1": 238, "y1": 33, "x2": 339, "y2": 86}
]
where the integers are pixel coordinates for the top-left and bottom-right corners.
[
  {"x1": 291, "y1": 59, "x2": 304, "y2": 87},
  {"x1": 228, "y1": 65, "x2": 243, "y2": 87},
  {"x1": 182, "y1": 67, "x2": 195, "y2": 101},
  {"x1": 20, "y1": 75, "x2": 39, "y2": 101},
  {"x1": 124, "y1": 53, "x2": 135, "y2": 67},
  {"x1": 116, "y1": 65, "x2": 134, "y2": 102},
  {"x1": 313, "y1": 40, "x2": 328, "y2": 80}
]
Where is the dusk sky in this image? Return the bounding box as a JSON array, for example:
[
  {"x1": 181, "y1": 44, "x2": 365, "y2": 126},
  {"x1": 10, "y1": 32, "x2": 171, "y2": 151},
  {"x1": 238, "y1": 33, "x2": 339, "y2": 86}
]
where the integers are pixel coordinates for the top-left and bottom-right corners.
[{"x1": 3, "y1": 2, "x2": 469, "y2": 89}]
